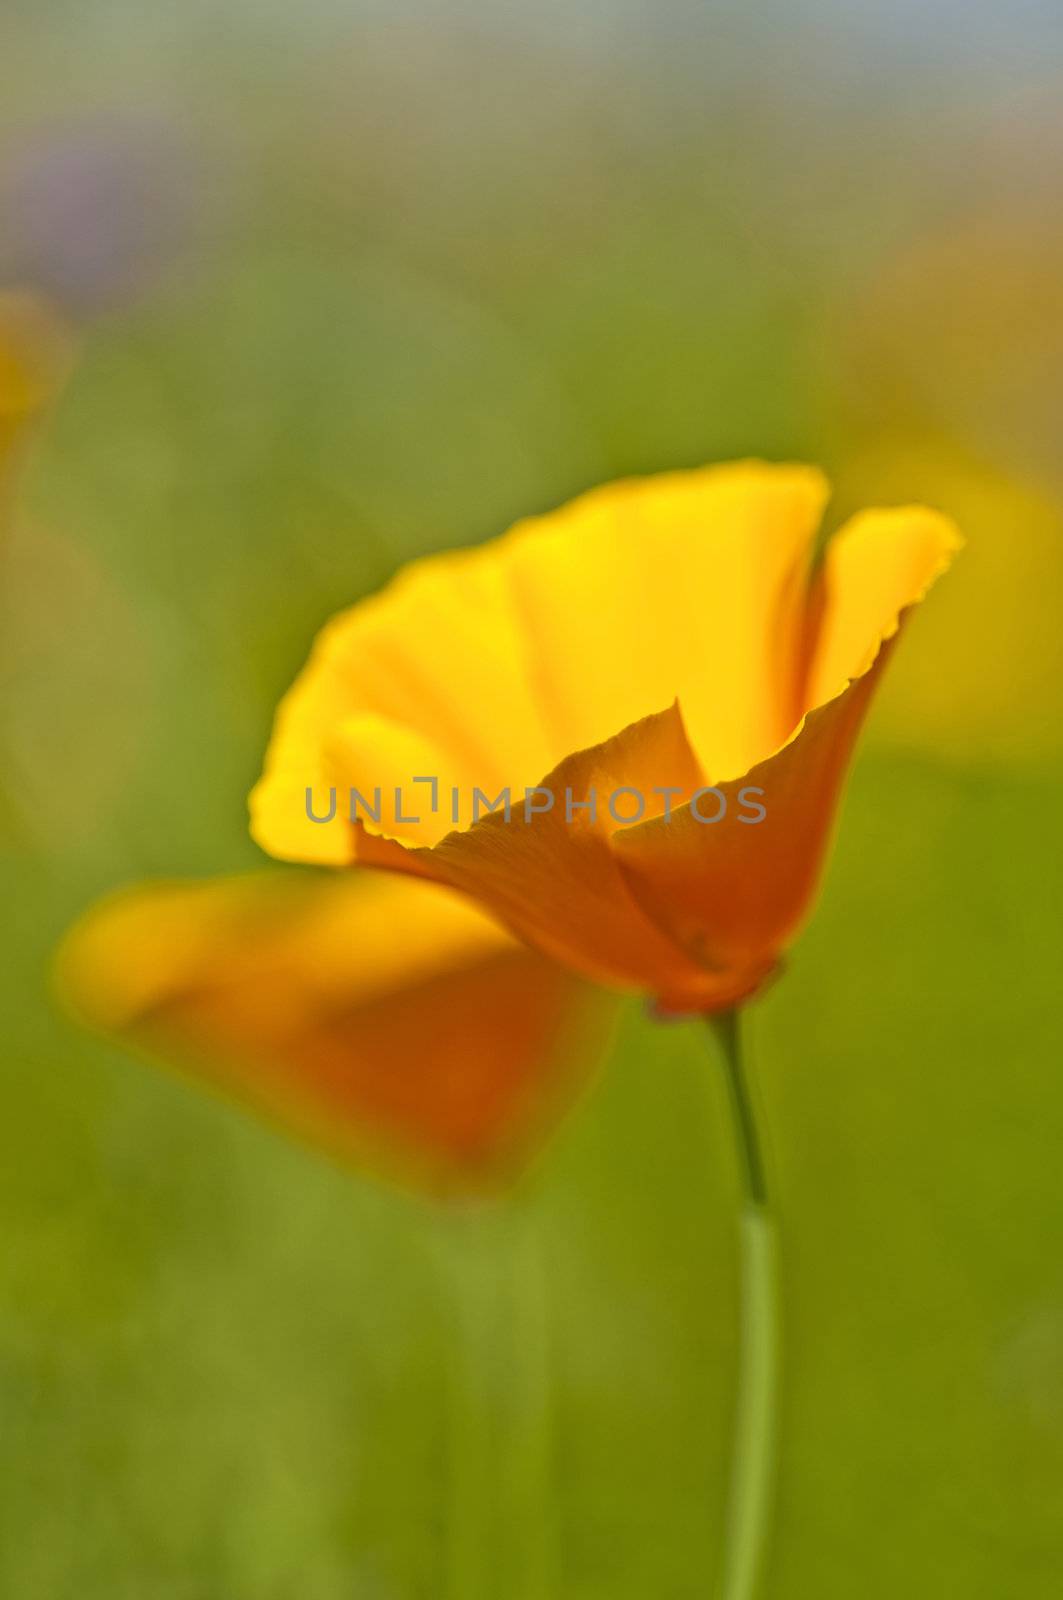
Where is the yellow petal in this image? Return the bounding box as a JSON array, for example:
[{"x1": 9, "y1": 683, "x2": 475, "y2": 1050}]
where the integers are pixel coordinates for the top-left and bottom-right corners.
[
  {"x1": 611, "y1": 509, "x2": 962, "y2": 991},
  {"x1": 501, "y1": 460, "x2": 829, "y2": 778},
  {"x1": 250, "y1": 462, "x2": 829, "y2": 863},
  {"x1": 56, "y1": 871, "x2": 607, "y2": 1191},
  {"x1": 804, "y1": 506, "x2": 963, "y2": 712},
  {"x1": 250, "y1": 549, "x2": 556, "y2": 859}
]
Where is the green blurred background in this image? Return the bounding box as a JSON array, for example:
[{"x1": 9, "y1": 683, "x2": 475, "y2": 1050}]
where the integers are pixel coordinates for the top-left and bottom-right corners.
[{"x1": 2, "y1": 2, "x2": 1063, "y2": 1594}]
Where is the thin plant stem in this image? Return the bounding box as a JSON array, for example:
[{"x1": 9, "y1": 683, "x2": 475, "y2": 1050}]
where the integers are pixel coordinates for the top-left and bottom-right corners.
[{"x1": 708, "y1": 1009, "x2": 780, "y2": 1600}]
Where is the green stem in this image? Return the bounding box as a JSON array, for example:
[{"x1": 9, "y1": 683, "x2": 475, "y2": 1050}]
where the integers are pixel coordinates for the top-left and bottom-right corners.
[{"x1": 708, "y1": 1010, "x2": 780, "y2": 1600}]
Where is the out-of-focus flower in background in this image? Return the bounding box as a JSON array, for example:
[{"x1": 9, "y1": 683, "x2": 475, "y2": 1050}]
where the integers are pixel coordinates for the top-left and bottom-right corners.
[
  {"x1": 251, "y1": 462, "x2": 959, "y2": 1013},
  {"x1": 825, "y1": 119, "x2": 1063, "y2": 765},
  {"x1": 0, "y1": 291, "x2": 68, "y2": 473},
  {"x1": 0, "y1": 296, "x2": 156, "y2": 852},
  {"x1": 1, "y1": 290, "x2": 74, "y2": 842},
  {"x1": 0, "y1": 117, "x2": 195, "y2": 319},
  {"x1": 56, "y1": 869, "x2": 606, "y2": 1192},
  {"x1": 835, "y1": 86, "x2": 1063, "y2": 500}
]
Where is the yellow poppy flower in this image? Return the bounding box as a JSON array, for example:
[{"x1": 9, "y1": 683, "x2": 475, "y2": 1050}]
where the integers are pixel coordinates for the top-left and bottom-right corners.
[
  {"x1": 250, "y1": 462, "x2": 960, "y2": 1013},
  {"x1": 56, "y1": 871, "x2": 604, "y2": 1191}
]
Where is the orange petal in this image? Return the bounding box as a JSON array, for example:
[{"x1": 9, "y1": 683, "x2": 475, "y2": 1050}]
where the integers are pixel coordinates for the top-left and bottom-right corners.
[
  {"x1": 612, "y1": 646, "x2": 893, "y2": 998},
  {"x1": 55, "y1": 871, "x2": 609, "y2": 1192},
  {"x1": 362, "y1": 704, "x2": 754, "y2": 1012}
]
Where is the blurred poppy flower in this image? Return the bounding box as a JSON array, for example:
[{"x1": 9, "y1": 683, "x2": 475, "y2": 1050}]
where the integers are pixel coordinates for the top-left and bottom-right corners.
[
  {"x1": 841, "y1": 211, "x2": 1063, "y2": 493},
  {"x1": 1, "y1": 292, "x2": 71, "y2": 838},
  {"x1": 57, "y1": 871, "x2": 604, "y2": 1192},
  {"x1": 0, "y1": 291, "x2": 68, "y2": 474},
  {"x1": 251, "y1": 462, "x2": 959, "y2": 1014}
]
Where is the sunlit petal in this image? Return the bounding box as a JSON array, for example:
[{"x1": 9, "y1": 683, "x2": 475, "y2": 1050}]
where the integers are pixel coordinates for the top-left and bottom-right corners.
[
  {"x1": 250, "y1": 463, "x2": 960, "y2": 1012},
  {"x1": 56, "y1": 871, "x2": 607, "y2": 1190}
]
